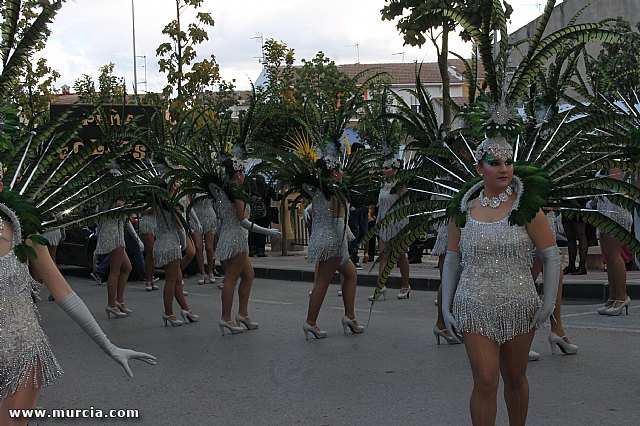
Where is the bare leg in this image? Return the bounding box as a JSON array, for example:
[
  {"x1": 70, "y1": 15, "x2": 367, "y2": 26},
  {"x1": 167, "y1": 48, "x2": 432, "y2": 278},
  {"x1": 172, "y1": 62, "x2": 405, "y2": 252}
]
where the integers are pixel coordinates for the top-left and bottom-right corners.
[
  {"x1": 0, "y1": 367, "x2": 41, "y2": 426},
  {"x1": 163, "y1": 259, "x2": 180, "y2": 316},
  {"x1": 115, "y1": 251, "x2": 132, "y2": 305},
  {"x1": 193, "y1": 231, "x2": 205, "y2": 276},
  {"x1": 204, "y1": 231, "x2": 215, "y2": 276},
  {"x1": 106, "y1": 247, "x2": 126, "y2": 308},
  {"x1": 601, "y1": 234, "x2": 628, "y2": 302},
  {"x1": 174, "y1": 268, "x2": 190, "y2": 311},
  {"x1": 220, "y1": 255, "x2": 243, "y2": 322},
  {"x1": 436, "y1": 255, "x2": 446, "y2": 329},
  {"x1": 140, "y1": 233, "x2": 155, "y2": 283},
  {"x1": 180, "y1": 234, "x2": 196, "y2": 272},
  {"x1": 306, "y1": 257, "x2": 341, "y2": 325},
  {"x1": 398, "y1": 252, "x2": 410, "y2": 289},
  {"x1": 463, "y1": 333, "x2": 501, "y2": 426},
  {"x1": 500, "y1": 331, "x2": 535, "y2": 426},
  {"x1": 236, "y1": 254, "x2": 255, "y2": 317},
  {"x1": 337, "y1": 260, "x2": 357, "y2": 319}
]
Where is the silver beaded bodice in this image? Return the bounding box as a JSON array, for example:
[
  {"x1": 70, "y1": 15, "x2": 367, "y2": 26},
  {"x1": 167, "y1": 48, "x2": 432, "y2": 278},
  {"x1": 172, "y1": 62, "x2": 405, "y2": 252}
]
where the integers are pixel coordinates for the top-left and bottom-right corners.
[
  {"x1": 307, "y1": 190, "x2": 350, "y2": 265},
  {"x1": 452, "y1": 197, "x2": 541, "y2": 345},
  {"x1": 214, "y1": 193, "x2": 249, "y2": 261},
  {"x1": 0, "y1": 205, "x2": 63, "y2": 397},
  {"x1": 376, "y1": 183, "x2": 408, "y2": 242},
  {"x1": 94, "y1": 218, "x2": 125, "y2": 255}
]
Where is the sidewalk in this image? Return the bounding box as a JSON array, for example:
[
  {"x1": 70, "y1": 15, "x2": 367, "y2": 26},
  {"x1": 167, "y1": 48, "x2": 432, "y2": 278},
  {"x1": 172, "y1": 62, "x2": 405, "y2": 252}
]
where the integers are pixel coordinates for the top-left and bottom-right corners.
[{"x1": 250, "y1": 248, "x2": 640, "y2": 301}]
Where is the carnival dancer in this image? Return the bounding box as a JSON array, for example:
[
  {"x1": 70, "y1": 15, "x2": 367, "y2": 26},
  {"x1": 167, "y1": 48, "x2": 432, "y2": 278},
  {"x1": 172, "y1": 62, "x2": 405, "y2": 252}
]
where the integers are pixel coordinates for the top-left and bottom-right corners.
[
  {"x1": 303, "y1": 156, "x2": 364, "y2": 339},
  {"x1": 368, "y1": 157, "x2": 411, "y2": 301},
  {"x1": 94, "y1": 197, "x2": 133, "y2": 319},
  {"x1": 441, "y1": 136, "x2": 559, "y2": 426},
  {"x1": 191, "y1": 195, "x2": 218, "y2": 285},
  {"x1": 215, "y1": 158, "x2": 280, "y2": 335},
  {"x1": 0, "y1": 164, "x2": 156, "y2": 425},
  {"x1": 154, "y1": 180, "x2": 199, "y2": 327}
]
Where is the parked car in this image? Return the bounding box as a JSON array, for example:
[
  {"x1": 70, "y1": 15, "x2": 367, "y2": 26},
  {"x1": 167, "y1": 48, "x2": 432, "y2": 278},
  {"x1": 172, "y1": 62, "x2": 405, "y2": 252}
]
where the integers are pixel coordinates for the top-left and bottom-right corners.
[{"x1": 55, "y1": 226, "x2": 97, "y2": 270}]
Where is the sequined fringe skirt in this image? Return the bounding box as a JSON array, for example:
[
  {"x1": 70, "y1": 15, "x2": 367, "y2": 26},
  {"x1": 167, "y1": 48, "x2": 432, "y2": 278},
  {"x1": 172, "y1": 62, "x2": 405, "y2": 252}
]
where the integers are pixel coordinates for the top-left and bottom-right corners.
[
  {"x1": 138, "y1": 214, "x2": 157, "y2": 236},
  {"x1": 1, "y1": 338, "x2": 63, "y2": 398},
  {"x1": 214, "y1": 236, "x2": 248, "y2": 261},
  {"x1": 41, "y1": 229, "x2": 64, "y2": 246},
  {"x1": 193, "y1": 203, "x2": 217, "y2": 234},
  {"x1": 453, "y1": 295, "x2": 542, "y2": 346},
  {"x1": 94, "y1": 220, "x2": 125, "y2": 255},
  {"x1": 431, "y1": 226, "x2": 448, "y2": 256}
]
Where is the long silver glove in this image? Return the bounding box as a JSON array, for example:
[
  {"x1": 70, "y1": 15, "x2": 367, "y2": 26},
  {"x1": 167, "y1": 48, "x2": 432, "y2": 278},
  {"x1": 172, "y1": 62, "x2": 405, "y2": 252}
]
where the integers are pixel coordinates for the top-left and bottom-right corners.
[
  {"x1": 441, "y1": 250, "x2": 462, "y2": 342},
  {"x1": 240, "y1": 218, "x2": 280, "y2": 238},
  {"x1": 57, "y1": 292, "x2": 157, "y2": 377},
  {"x1": 530, "y1": 246, "x2": 560, "y2": 329}
]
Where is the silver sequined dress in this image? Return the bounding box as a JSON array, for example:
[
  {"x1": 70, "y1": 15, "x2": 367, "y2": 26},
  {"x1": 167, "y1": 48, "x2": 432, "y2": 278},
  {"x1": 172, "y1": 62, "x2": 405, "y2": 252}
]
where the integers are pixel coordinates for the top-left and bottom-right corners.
[
  {"x1": 431, "y1": 224, "x2": 448, "y2": 256},
  {"x1": 138, "y1": 211, "x2": 157, "y2": 236},
  {"x1": 452, "y1": 184, "x2": 541, "y2": 345},
  {"x1": 307, "y1": 190, "x2": 350, "y2": 266},
  {"x1": 192, "y1": 197, "x2": 217, "y2": 235},
  {"x1": 214, "y1": 194, "x2": 249, "y2": 261},
  {"x1": 94, "y1": 218, "x2": 125, "y2": 255},
  {"x1": 376, "y1": 183, "x2": 409, "y2": 242},
  {"x1": 153, "y1": 208, "x2": 183, "y2": 268},
  {"x1": 596, "y1": 196, "x2": 633, "y2": 238},
  {"x1": 41, "y1": 228, "x2": 65, "y2": 246},
  {"x1": 0, "y1": 207, "x2": 63, "y2": 398}
]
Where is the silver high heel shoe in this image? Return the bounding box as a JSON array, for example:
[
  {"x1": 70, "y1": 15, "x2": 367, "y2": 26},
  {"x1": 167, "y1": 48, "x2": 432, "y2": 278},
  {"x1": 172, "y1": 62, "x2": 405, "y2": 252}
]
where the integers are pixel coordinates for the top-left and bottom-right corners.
[
  {"x1": 604, "y1": 297, "x2": 631, "y2": 316},
  {"x1": 219, "y1": 320, "x2": 243, "y2": 335},
  {"x1": 341, "y1": 316, "x2": 365, "y2": 334},
  {"x1": 115, "y1": 302, "x2": 132, "y2": 315},
  {"x1": 597, "y1": 299, "x2": 615, "y2": 315},
  {"x1": 548, "y1": 332, "x2": 578, "y2": 355},
  {"x1": 236, "y1": 314, "x2": 259, "y2": 330},
  {"x1": 303, "y1": 322, "x2": 328, "y2": 340},
  {"x1": 106, "y1": 306, "x2": 127, "y2": 319},
  {"x1": 208, "y1": 273, "x2": 216, "y2": 283},
  {"x1": 162, "y1": 313, "x2": 184, "y2": 327},
  {"x1": 528, "y1": 350, "x2": 540, "y2": 361},
  {"x1": 397, "y1": 286, "x2": 411, "y2": 299},
  {"x1": 180, "y1": 310, "x2": 199, "y2": 323},
  {"x1": 368, "y1": 286, "x2": 387, "y2": 301},
  {"x1": 432, "y1": 325, "x2": 461, "y2": 345},
  {"x1": 197, "y1": 274, "x2": 208, "y2": 285}
]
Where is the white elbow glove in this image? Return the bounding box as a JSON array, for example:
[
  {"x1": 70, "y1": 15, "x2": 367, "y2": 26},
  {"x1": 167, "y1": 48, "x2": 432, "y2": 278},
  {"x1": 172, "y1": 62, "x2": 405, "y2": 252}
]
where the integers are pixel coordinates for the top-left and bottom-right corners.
[
  {"x1": 441, "y1": 251, "x2": 462, "y2": 342},
  {"x1": 240, "y1": 218, "x2": 281, "y2": 238},
  {"x1": 530, "y1": 246, "x2": 560, "y2": 329},
  {"x1": 57, "y1": 292, "x2": 157, "y2": 377}
]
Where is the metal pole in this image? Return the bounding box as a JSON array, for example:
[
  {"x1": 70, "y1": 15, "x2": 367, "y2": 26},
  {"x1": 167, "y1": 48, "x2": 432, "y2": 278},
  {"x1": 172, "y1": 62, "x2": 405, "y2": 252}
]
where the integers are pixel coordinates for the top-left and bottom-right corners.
[{"x1": 132, "y1": 0, "x2": 138, "y2": 94}]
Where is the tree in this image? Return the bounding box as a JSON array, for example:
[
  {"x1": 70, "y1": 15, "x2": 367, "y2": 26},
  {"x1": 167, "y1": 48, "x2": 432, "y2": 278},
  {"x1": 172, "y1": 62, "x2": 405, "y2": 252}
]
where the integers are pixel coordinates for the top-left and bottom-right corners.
[
  {"x1": 73, "y1": 63, "x2": 126, "y2": 105},
  {"x1": 381, "y1": 0, "x2": 494, "y2": 128},
  {"x1": 156, "y1": 0, "x2": 218, "y2": 111},
  {"x1": 586, "y1": 18, "x2": 640, "y2": 99}
]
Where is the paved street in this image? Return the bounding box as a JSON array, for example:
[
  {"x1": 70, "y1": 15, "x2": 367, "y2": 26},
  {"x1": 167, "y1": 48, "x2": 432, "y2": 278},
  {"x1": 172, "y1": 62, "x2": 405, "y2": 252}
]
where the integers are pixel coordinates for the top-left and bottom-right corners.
[{"x1": 31, "y1": 265, "x2": 640, "y2": 426}]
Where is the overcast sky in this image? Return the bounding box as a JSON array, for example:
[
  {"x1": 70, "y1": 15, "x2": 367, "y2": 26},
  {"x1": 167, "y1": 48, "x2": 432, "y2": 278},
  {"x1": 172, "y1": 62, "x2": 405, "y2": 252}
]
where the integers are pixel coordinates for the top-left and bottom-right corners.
[{"x1": 43, "y1": 0, "x2": 551, "y2": 93}]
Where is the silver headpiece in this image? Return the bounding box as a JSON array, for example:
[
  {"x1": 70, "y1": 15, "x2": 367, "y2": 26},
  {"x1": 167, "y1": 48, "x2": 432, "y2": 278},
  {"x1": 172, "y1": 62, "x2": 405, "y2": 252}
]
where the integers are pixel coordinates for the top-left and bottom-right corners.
[
  {"x1": 322, "y1": 155, "x2": 341, "y2": 171},
  {"x1": 474, "y1": 136, "x2": 514, "y2": 163},
  {"x1": 382, "y1": 157, "x2": 402, "y2": 169},
  {"x1": 231, "y1": 157, "x2": 248, "y2": 171}
]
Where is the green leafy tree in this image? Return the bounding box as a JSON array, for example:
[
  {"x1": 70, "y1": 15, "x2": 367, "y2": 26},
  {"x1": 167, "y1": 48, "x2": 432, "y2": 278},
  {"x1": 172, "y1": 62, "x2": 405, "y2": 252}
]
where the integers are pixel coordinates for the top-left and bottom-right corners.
[
  {"x1": 381, "y1": 0, "x2": 495, "y2": 128},
  {"x1": 73, "y1": 62, "x2": 126, "y2": 105},
  {"x1": 586, "y1": 18, "x2": 640, "y2": 98},
  {"x1": 156, "y1": 0, "x2": 218, "y2": 116}
]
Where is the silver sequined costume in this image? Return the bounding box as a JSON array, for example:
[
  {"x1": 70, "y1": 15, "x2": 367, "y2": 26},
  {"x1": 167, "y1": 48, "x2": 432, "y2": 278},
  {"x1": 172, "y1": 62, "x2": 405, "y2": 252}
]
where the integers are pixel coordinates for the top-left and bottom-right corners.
[
  {"x1": 376, "y1": 183, "x2": 409, "y2": 242},
  {"x1": 431, "y1": 224, "x2": 448, "y2": 256},
  {"x1": 94, "y1": 218, "x2": 125, "y2": 255},
  {"x1": 138, "y1": 211, "x2": 157, "y2": 236},
  {"x1": 153, "y1": 208, "x2": 183, "y2": 268},
  {"x1": 192, "y1": 197, "x2": 217, "y2": 234},
  {"x1": 307, "y1": 190, "x2": 350, "y2": 266},
  {"x1": 0, "y1": 206, "x2": 63, "y2": 398},
  {"x1": 214, "y1": 194, "x2": 249, "y2": 261},
  {"x1": 41, "y1": 228, "x2": 65, "y2": 246},
  {"x1": 596, "y1": 196, "x2": 633, "y2": 238},
  {"x1": 452, "y1": 182, "x2": 542, "y2": 345}
]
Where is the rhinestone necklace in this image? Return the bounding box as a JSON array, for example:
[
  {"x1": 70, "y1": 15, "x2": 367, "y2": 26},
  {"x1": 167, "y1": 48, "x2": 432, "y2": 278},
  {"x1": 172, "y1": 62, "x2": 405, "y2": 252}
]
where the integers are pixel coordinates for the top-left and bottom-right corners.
[{"x1": 479, "y1": 186, "x2": 513, "y2": 209}]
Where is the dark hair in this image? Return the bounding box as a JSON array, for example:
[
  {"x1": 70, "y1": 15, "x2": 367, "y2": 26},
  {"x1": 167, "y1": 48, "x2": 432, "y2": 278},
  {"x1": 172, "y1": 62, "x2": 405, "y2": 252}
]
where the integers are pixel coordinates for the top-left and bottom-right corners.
[
  {"x1": 221, "y1": 158, "x2": 239, "y2": 179},
  {"x1": 315, "y1": 158, "x2": 339, "y2": 178}
]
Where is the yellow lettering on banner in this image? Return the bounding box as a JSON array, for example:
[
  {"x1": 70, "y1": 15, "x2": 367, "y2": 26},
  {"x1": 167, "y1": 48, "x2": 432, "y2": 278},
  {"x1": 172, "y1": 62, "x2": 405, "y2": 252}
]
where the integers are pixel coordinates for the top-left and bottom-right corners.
[
  {"x1": 82, "y1": 115, "x2": 95, "y2": 126},
  {"x1": 73, "y1": 141, "x2": 84, "y2": 154},
  {"x1": 58, "y1": 147, "x2": 69, "y2": 160},
  {"x1": 110, "y1": 113, "x2": 121, "y2": 126},
  {"x1": 92, "y1": 143, "x2": 105, "y2": 155},
  {"x1": 125, "y1": 114, "x2": 135, "y2": 124},
  {"x1": 133, "y1": 144, "x2": 146, "y2": 160}
]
